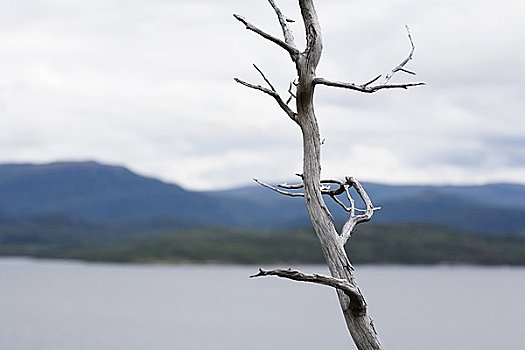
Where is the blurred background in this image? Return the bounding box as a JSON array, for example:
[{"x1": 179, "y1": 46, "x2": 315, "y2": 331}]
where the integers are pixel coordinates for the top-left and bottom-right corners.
[{"x1": 0, "y1": 1, "x2": 524, "y2": 349}]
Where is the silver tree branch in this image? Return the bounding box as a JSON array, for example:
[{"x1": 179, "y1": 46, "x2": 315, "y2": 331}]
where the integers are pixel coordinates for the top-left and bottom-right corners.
[
  {"x1": 340, "y1": 177, "x2": 378, "y2": 245},
  {"x1": 314, "y1": 77, "x2": 425, "y2": 93},
  {"x1": 254, "y1": 177, "x2": 375, "y2": 216},
  {"x1": 278, "y1": 182, "x2": 304, "y2": 190},
  {"x1": 253, "y1": 178, "x2": 304, "y2": 197},
  {"x1": 381, "y1": 25, "x2": 417, "y2": 85},
  {"x1": 268, "y1": 0, "x2": 296, "y2": 49},
  {"x1": 233, "y1": 14, "x2": 299, "y2": 60},
  {"x1": 314, "y1": 25, "x2": 424, "y2": 93},
  {"x1": 252, "y1": 64, "x2": 276, "y2": 91},
  {"x1": 330, "y1": 193, "x2": 352, "y2": 213},
  {"x1": 234, "y1": 77, "x2": 298, "y2": 122},
  {"x1": 250, "y1": 268, "x2": 367, "y2": 316}
]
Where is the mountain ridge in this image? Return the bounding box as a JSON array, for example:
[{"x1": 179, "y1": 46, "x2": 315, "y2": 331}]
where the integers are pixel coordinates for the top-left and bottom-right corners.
[{"x1": 1, "y1": 161, "x2": 524, "y2": 235}]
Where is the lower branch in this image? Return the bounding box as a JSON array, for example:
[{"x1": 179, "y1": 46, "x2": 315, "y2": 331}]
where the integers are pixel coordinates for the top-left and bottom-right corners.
[{"x1": 251, "y1": 268, "x2": 367, "y2": 316}]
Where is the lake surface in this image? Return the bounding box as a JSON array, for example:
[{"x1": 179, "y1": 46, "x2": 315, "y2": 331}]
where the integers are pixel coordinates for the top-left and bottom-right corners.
[{"x1": 1, "y1": 258, "x2": 524, "y2": 350}]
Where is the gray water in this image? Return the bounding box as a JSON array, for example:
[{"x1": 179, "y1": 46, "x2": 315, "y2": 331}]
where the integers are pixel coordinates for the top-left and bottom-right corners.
[{"x1": 1, "y1": 258, "x2": 524, "y2": 350}]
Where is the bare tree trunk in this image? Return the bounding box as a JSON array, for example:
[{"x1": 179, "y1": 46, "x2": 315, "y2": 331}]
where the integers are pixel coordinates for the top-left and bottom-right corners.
[{"x1": 234, "y1": 1, "x2": 423, "y2": 349}]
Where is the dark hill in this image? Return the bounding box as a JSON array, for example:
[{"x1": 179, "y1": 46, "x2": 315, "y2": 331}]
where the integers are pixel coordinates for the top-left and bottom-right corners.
[
  {"x1": 1, "y1": 161, "x2": 524, "y2": 235},
  {"x1": 374, "y1": 190, "x2": 525, "y2": 235},
  {"x1": 0, "y1": 162, "x2": 229, "y2": 225},
  {"x1": 0, "y1": 162, "x2": 308, "y2": 228}
]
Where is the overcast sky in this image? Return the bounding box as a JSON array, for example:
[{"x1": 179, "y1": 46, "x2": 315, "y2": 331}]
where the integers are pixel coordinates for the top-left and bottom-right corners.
[{"x1": 0, "y1": 0, "x2": 523, "y2": 190}]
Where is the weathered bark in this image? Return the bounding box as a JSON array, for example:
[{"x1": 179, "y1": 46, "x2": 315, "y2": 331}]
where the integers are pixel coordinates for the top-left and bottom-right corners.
[
  {"x1": 293, "y1": 4, "x2": 383, "y2": 348},
  {"x1": 234, "y1": 1, "x2": 423, "y2": 349}
]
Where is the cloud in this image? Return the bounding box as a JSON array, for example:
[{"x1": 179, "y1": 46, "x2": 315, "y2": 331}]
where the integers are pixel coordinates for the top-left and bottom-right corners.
[{"x1": 0, "y1": 0, "x2": 523, "y2": 189}]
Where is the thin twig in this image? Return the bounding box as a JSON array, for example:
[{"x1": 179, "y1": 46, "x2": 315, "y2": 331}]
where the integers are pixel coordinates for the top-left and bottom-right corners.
[
  {"x1": 363, "y1": 74, "x2": 382, "y2": 87},
  {"x1": 399, "y1": 68, "x2": 416, "y2": 75},
  {"x1": 253, "y1": 178, "x2": 304, "y2": 197},
  {"x1": 286, "y1": 81, "x2": 297, "y2": 105},
  {"x1": 330, "y1": 194, "x2": 351, "y2": 212},
  {"x1": 253, "y1": 64, "x2": 276, "y2": 91}
]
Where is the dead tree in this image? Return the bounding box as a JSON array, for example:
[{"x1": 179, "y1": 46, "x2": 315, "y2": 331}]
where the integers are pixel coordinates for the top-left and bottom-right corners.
[{"x1": 234, "y1": 1, "x2": 424, "y2": 349}]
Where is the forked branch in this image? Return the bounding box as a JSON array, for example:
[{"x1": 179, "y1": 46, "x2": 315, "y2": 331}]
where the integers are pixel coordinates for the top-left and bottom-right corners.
[
  {"x1": 235, "y1": 65, "x2": 298, "y2": 122},
  {"x1": 268, "y1": 0, "x2": 296, "y2": 49},
  {"x1": 314, "y1": 78, "x2": 425, "y2": 93},
  {"x1": 314, "y1": 25, "x2": 425, "y2": 93},
  {"x1": 340, "y1": 177, "x2": 377, "y2": 245},
  {"x1": 253, "y1": 176, "x2": 380, "y2": 225},
  {"x1": 251, "y1": 268, "x2": 367, "y2": 316},
  {"x1": 381, "y1": 25, "x2": 417, "y2": 85}
]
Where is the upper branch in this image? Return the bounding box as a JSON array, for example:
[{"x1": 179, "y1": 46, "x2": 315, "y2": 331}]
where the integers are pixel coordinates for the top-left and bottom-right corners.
[
  {"x1": 251, "y1": 268, "x2": 367, "y2": 316},
  {"x1": 313, "y1": 25, "x2": 425, "y2": 93},
  {"x1": 268, "y1": 0, "x2": 296, "y2": 48},
  {"x1": 233, "y1": 14, "x2": 300, "y2": 61},
  {"x1": 314, "y1": 77, "x2": 425, "y2": 93}
]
